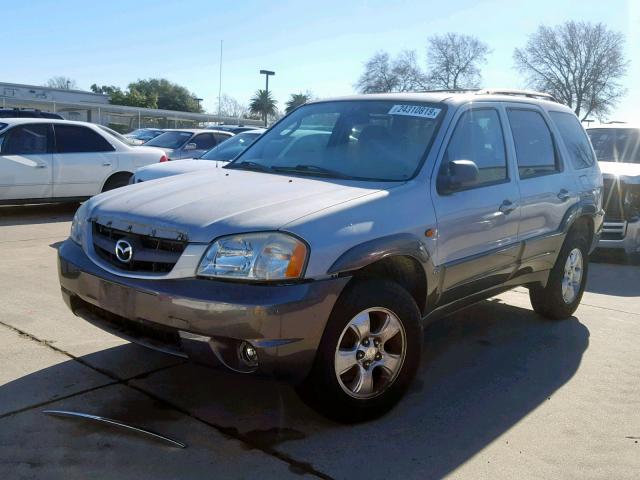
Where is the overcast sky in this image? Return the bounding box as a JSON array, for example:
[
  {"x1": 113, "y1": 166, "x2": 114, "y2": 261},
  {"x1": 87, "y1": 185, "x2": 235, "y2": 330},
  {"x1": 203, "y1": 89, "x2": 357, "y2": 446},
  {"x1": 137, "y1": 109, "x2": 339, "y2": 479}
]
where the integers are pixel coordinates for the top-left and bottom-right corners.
[{"x1": 4, "y1": 0, "x2": 639, "y2": 121}]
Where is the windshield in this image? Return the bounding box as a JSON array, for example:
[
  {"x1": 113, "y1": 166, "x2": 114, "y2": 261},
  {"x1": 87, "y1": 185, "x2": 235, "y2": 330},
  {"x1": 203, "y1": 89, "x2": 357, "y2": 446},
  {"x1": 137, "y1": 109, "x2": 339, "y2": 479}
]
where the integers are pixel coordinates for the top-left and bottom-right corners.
[
  {"x1": 200, "y1": 132, "x2": 262, "y2": 161},
  {"x1": 587, "y1": 128, "x2": 640, "y2": 163},
  {"x1": 228, "y1": 100, "x2": 444, "y2": 181},
  {"x1": 128, "y1": 128, "x2": 163, "y2": 141},
  {"x1": 145, "y1": 131, "x2": 193, "y2": 149}
]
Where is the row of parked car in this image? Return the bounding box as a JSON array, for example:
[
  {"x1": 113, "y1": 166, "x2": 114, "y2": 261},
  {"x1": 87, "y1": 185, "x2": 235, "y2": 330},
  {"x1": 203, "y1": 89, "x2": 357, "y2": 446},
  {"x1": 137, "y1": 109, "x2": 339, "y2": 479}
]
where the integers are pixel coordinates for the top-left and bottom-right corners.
[{"x1": 0, "y1": 110, "x2": 264, "y2": 202}]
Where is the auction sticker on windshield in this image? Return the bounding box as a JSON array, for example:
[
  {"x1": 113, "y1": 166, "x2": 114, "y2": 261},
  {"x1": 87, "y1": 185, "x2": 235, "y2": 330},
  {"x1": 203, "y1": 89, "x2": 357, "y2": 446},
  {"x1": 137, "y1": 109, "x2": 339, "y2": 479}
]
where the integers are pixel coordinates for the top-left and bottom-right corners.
[{"x1": 388, "y1": 105, "x2": 441, "y2": 118}]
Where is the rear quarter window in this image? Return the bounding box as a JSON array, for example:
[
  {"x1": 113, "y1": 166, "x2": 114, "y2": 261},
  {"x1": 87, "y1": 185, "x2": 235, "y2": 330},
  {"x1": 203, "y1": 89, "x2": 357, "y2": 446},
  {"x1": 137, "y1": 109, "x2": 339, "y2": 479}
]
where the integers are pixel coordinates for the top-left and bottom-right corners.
[{"x1": 549, "y1": 111, "x2": 595, "y2": 169}]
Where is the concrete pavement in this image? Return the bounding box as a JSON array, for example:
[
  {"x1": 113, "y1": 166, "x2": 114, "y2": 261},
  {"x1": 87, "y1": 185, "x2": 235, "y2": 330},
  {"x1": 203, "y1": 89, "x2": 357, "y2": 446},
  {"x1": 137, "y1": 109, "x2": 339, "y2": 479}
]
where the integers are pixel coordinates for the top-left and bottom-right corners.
[{"x1": 0, "y1": 203, "x2": 638, "y2": 479}]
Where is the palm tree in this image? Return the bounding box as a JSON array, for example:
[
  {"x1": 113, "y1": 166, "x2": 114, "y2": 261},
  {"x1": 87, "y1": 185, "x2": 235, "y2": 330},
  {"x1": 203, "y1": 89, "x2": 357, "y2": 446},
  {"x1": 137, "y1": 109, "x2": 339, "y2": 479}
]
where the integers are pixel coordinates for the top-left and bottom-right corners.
[
  {"x1": 285, "y1": 93, "x2": 311, "y2": 114},
  {"x1": 249, "y1": 89, "x2": 278, "y2": 126}
]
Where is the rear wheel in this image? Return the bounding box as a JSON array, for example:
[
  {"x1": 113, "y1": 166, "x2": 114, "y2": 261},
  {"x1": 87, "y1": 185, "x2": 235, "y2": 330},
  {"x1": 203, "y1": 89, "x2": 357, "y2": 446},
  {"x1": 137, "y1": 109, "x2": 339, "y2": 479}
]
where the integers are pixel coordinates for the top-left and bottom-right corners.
[
  {"x1": 297, "y1": 279, "x2": 422, "y2": 423},
  {"x1": 529, "y1": 228, "x2": 589, "y2": 320}
]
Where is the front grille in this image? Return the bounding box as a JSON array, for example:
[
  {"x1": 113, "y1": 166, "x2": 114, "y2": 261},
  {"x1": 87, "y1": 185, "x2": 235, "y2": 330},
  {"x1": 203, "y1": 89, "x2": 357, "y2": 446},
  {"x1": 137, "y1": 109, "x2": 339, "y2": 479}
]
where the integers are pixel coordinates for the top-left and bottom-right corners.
[
  {"x1": 602, "y1": 177, "x2": 625, "y2": 221},
  {"x1": 92, "y1": 222, "x2": 187, "y2": 273}
]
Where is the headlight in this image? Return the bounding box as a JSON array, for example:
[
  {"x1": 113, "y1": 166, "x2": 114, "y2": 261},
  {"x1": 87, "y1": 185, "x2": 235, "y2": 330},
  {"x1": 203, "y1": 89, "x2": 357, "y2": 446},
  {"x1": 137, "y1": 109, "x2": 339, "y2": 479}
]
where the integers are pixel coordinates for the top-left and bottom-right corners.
[
  {"x1": 70, "y1": 202, "x2": 89, "y2": 245},
  {"x1": 197, "y1": 232, "x2": 308, "y2": 281}
]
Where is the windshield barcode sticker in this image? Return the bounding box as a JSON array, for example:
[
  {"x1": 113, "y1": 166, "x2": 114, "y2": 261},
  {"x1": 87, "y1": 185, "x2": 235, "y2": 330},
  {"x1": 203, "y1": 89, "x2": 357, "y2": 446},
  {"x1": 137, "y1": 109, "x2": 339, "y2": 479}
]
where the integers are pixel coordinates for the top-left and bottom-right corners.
[{"x1": 388, "y1": 105, "x2": 441, "y2": 119}]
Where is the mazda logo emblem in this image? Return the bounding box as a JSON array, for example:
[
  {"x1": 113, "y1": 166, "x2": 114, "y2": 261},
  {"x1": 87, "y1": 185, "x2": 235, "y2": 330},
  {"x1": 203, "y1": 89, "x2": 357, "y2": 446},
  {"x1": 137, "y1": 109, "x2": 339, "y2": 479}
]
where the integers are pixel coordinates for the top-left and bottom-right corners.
[{"x1": 115, "y1": 239, "x2": 133, "y2": 263}]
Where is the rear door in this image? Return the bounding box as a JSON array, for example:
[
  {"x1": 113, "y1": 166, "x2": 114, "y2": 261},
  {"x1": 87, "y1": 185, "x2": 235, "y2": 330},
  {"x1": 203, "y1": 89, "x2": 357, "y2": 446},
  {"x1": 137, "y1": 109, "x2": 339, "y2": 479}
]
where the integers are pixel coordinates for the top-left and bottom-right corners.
[
  {"x1": 431, "y1": 104, "x2": 521, "y2": 301},
  {"x1": 0, "y1": 123, "x2": 53, "y2": 201},
  {"x1": 506, "y1": 107, "x2": 576, "y2": 241},
  {"x1": 52, "y1": 124, "x2": 117, "y2": 198}
]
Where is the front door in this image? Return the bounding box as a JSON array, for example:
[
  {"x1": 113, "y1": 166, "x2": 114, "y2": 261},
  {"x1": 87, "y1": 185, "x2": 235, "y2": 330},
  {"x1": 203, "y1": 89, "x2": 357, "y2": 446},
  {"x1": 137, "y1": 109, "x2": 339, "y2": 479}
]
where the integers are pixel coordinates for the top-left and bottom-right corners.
[
  {"x1": 0, "y1": 123, "x2": 53, "y2": 201},
  {"x1": 431, "y1": 105, "x2": 521, "y2": 301}
]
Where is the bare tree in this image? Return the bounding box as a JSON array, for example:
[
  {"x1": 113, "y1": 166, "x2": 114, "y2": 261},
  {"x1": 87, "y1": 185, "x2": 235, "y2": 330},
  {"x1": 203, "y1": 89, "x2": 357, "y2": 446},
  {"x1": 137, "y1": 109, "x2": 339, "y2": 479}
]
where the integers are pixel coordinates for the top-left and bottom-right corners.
[
  {"x1": 45, "y1": 76, "x2": 78, "y2": 90},
  {"x1": 425, "y1": 33, "x2": 490, "y2": 90},
  {"x1": 355, "y1": 50, "x2": 427, "y2": 93},
  {"x1": 514, "y1": 21, "x2": 628, "y2": 120},
  {"x1": 218, "y1": 94, "x2": 247, "y2": 118}
]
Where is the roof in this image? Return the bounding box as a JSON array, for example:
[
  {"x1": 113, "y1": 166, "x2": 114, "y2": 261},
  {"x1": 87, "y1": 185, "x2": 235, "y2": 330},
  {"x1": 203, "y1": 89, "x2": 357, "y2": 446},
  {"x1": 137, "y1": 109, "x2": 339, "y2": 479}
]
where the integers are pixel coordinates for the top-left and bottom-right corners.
[{"x1": 308, "y1": 90, "x2": 572, "y2": 112}]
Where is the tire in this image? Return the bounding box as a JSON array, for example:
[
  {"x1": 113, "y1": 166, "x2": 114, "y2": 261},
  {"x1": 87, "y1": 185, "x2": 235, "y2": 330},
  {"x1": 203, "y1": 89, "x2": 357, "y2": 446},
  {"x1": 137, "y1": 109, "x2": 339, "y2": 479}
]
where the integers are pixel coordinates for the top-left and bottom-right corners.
[
  {"x1": 529, "y1": 227, "x2": 590, "y2": 320},
  {"x1": 297, "y1": 279, "x2": 423, "y2": 423},
  {"x1": 102, "y1": 173, "x2": 132, "y2": 192}
]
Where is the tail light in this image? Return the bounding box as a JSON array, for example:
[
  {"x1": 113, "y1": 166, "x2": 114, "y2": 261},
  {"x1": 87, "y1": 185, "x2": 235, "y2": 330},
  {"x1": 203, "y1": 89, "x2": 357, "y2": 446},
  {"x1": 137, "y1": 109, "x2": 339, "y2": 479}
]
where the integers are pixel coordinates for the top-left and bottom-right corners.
[{"x1": 159, "y1": 155, "x2": 168, "y2": 163}]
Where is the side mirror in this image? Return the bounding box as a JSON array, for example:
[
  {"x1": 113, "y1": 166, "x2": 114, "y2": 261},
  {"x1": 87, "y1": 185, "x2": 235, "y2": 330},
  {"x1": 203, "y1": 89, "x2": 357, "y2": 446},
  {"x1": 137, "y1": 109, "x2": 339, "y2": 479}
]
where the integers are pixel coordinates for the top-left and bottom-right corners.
[
  {"x1": 438, "y1": 159, "x2": 479, "y2": 193},
  {"x1": 184, "y1": 142, "x2": 197, "y2": 151}
]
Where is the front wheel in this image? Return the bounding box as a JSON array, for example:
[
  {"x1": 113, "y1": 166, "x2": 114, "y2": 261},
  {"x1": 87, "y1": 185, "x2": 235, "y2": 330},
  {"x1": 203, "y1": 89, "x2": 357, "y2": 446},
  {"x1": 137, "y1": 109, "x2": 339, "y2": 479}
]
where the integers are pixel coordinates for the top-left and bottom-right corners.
[
  {"x1": 297, "y1": 279, "x2": 423, "y2": 423},
  {"x1": 529, "y1": 228, "x2": 589, "y2": 320}
]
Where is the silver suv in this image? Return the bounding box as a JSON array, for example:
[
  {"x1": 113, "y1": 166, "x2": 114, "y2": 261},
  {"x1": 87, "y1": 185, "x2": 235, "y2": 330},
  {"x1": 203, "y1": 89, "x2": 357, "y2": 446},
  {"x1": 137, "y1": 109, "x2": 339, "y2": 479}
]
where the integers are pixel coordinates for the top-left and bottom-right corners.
[{"x1": 58, "y1": 90, "x2": 603, "y2": 422}]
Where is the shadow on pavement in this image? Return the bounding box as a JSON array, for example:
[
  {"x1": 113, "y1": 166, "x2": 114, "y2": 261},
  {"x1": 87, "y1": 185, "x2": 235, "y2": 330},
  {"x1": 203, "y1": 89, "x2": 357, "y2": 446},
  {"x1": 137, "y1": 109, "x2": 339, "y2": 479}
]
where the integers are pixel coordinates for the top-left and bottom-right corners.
[
  {"x1": 0, "y1": 298, "x2": 590, "y2": 478},
  {"x1": 0, "y1": 202, "x2": 79, "y2": 227}
]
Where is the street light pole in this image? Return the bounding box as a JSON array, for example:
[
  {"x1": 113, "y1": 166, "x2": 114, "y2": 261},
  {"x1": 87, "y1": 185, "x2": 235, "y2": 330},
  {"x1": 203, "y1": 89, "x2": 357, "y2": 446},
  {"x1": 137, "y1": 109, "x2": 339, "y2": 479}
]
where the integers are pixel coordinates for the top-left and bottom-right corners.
[{"x1": 259, "y1": 69, "x2": 275, "y2": 127}]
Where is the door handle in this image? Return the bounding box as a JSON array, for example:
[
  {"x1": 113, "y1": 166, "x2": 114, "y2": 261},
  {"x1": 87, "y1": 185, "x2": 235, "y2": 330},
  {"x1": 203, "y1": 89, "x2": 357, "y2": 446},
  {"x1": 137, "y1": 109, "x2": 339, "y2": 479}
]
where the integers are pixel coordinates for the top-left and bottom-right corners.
[
  {"x1": 102, "y1": 162, "x2": 112, "y2": 167},
  {"x1": 35, "y1": 164, "x2": 47, "y2": 169},
  {"x1": 557, "y1": 189, "x2": 571, "y2": 201},
  {"x1": 499, "y1": 199, "x2": 516, "y2": 215}
]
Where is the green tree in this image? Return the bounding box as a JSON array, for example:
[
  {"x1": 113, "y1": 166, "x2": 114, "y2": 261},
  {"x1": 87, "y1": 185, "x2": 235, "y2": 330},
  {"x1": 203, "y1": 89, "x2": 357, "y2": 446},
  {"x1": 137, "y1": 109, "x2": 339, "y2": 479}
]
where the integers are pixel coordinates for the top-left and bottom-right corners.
[
  {"x1": 90, "y1": 84, "x2": 157, "y2": 108},
  {"x1": 285, "y1": 92, "x2": 312, "y2": 114},
  {"x1": 249, "y1": 89, "x2": 278, "y2": 126},
  {"x1": 128, "y1": 79, "x2": 203, "y2": 113},
  {"x1": 91, "y1": 78, "x2": 203, "y2": 113}
]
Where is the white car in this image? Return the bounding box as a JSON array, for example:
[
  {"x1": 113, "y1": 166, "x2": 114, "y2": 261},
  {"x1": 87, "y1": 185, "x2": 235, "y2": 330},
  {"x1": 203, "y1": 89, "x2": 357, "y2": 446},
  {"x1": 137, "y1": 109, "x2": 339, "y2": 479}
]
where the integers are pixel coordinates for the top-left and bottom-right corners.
[
  {"x1": 0, "y1": 118, "x2": 168, "y2": 204},
  {"x1": 132, "y1": 129, "x2": 264, "y2": 183}
]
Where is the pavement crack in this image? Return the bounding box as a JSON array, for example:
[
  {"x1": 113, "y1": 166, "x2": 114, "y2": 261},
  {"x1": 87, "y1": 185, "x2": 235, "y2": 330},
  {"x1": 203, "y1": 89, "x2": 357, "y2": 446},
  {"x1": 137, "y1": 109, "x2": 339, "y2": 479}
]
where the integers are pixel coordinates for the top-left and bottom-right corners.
[{"x1": 125, "y1": 383, "x2": 334, "y2": 480}]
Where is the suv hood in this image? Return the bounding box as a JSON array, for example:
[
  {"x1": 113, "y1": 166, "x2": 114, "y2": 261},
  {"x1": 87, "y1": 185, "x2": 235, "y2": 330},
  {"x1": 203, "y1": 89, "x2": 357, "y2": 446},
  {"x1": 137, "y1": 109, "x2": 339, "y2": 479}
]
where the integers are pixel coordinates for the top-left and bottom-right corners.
[
  {"x1": 599, "y1": 161, "x2": 640, "y2": 184},
  {"x1": 89, "y1": 168, "x2": 398, "y2": 243}
]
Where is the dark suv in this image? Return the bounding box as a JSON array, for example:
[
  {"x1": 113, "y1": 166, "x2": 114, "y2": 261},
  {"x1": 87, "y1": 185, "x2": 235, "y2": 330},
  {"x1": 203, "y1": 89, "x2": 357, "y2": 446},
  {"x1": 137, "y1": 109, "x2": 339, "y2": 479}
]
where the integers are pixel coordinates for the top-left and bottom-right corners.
[{"x1": 0, "y1": 108, "x2": 64, "y2": 120}]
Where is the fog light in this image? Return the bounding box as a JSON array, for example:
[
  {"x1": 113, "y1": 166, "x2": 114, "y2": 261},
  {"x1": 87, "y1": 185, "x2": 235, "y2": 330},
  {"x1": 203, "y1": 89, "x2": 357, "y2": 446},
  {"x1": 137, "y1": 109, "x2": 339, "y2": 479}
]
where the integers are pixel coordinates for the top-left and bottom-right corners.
[{"x1": 238, "y1": 341, "x2": 258, "y2": 368}]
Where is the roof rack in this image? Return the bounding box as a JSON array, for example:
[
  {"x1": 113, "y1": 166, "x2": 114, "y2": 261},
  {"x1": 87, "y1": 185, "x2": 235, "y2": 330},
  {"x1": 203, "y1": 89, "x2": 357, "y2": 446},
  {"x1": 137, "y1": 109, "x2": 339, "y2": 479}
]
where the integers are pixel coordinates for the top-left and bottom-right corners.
[
  {"x1": 419, "y1": 88, "x2": 482, "y2": 94},
  {"x1": 476, "y1": 89, "x2": 559, "y2": 103}
]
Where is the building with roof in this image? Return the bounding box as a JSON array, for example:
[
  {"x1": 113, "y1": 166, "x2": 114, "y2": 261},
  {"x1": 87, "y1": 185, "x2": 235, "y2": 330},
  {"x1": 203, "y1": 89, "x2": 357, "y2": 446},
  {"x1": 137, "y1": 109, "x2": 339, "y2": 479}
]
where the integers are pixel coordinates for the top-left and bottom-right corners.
[{"x1": 0, "y1": 81, "x2": 260, "y2": 132}]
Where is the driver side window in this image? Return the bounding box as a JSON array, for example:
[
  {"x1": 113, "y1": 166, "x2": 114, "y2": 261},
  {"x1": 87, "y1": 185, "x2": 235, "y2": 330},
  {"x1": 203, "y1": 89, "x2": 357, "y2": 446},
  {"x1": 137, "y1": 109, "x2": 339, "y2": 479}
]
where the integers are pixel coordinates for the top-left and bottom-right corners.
[
  {"x1": 440, "y1": 109, "x2": 507, "y2": 190},
  {"x1": 0, "y1": 124, "x2": 50, "y2": 155}
]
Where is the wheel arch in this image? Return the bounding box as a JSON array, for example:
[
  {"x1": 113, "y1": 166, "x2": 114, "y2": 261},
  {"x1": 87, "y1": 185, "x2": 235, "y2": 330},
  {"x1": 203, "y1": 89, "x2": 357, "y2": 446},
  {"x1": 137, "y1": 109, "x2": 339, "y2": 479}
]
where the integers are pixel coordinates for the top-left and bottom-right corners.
[
  {"x1": 101, "y1": 171, "x2": 133, "y2": 192},
  {"x1": 327, "y1": 233, "x2": 433, "y2": 315}
]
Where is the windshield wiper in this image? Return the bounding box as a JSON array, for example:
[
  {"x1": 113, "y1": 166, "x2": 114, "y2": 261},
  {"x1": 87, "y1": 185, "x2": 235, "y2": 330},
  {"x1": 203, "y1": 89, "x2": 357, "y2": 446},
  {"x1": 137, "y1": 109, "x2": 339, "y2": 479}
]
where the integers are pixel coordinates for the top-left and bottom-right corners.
[
  {"x1": 271, "y1": 164, "x2": 351, "y2": 179},
  {"x1": 229, "y1": 161, "x2": 273, "y2": 172}
]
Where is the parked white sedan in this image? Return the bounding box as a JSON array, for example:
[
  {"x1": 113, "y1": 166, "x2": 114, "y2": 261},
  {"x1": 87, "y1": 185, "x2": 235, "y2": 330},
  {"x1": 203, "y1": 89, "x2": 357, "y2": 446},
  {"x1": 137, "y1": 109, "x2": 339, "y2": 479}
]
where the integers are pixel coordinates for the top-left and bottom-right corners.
[
  {"x1": 0, "y1": 118, "x2": 168, "y2": 204},
  {"x1": 132, "y1": 129, "x2": 264, "y2": 183}
]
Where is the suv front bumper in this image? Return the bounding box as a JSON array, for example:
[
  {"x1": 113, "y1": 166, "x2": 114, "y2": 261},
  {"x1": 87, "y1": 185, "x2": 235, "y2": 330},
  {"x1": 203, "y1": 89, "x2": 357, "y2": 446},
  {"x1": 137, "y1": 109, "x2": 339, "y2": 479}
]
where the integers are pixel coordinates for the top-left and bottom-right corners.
[
  {"x1": 58, "y1": 239, "x2": 349, "y2": 382},
  {"x1": 598, "y1": 220, "x2": 640, "y2": 254}
]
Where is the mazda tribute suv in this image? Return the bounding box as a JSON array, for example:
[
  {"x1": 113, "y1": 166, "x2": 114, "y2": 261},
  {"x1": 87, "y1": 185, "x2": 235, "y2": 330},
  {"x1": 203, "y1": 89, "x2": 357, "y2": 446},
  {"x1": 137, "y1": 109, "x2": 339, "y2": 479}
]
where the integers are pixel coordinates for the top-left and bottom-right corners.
[{"x1": 58, "y1": 90, "x2": 603, "y2": 422}]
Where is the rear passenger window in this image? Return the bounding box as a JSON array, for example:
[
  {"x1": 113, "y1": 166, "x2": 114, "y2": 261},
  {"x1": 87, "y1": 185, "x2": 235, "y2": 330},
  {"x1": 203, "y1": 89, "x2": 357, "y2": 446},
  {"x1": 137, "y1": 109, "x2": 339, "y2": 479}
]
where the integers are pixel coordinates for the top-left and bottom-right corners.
[
  {"x1": 441, "y1": 108, "x2": 507, "y2": 188},
  {"x1": 549, "y1": 111, "x2": 595, "y2": 169},
  {"x1": 54, "y1": 125, "x2": 114, "y2": 153},
  {"x1": 507, "y1": 109, "x2": 559, "y2": 178},
  {"x1": 0, "y1": 124, "x2": 49, "y2": 155}
]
